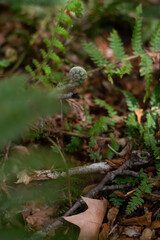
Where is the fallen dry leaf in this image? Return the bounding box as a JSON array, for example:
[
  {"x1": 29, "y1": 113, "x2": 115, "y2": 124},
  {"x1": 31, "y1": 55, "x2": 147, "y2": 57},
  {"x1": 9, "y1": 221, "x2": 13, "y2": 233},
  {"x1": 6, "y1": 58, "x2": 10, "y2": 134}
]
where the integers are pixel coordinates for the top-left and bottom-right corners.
[
  {"x1": 82, "y1": 184, "x2": 97, "y2": 194},
  {"x1": 140, "y1": 228, "x2": 152, "y2": 240},
  {"x1": 134, "y1": 109, "x2": 143, "y2": 124},
  {"x1": 120, "y1": 212, "x2": 152, "y2": 226},
  {"x1": 23, "y1": 207, "x2": 57, "y2": 228},
  {"x1": 106, "y1": 158, "x2": 125, "y2": 168},
  {"x1": 107, "y1": 207, "x2": 119, "y2": 229},
  {"x1": 113, "y1": 191, "x2": 126, "y2": 199},
  {"x1": 64, "y1": 197, "x2": 107, "y2": 240},
  {"x1": 151, "y1": 219, "x2": 160, "y2": 229},
  {"x1": 99, "y1": 223, "x2": 110, "y2": 240},
  {"x1": 123, "y1": 226, "x2": 142, "y2": 238},
  {"x1": 16, "y1": 171, "x2": 31, "y2": 185},
  {"x1": 11, "y1": 145, "x2": 30, "y2": 155}
]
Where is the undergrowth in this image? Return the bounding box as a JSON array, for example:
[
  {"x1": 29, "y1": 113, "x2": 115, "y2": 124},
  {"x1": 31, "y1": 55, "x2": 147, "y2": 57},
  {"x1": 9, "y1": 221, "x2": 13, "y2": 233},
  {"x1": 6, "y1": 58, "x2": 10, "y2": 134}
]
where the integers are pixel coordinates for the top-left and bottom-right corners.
[{"x1": 0, "y1": 0, "x2": 160, "y2": 238}]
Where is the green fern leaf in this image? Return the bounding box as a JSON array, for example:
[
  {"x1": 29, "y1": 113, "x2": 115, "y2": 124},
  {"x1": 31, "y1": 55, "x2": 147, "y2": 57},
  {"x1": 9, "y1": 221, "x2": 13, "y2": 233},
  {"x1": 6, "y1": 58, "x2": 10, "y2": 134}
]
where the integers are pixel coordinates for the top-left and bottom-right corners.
[
  {"x1": 150, "y1": 81, "x2": 160, "y2": 108},
  {"x1": 150, "y1": 21, "x2": 160, "y2": 51},
  {"x1": 58, "y1": 12, "x2": 73, "y2": 26},
  {"x1": 109, "y1": 29, "x2": 126, "y2": 60},
  {"x1": 48, "y1": 51, "x2": 61, "y2": 65},
  {"x1": 89, "y1": 116, "x2": 109, "y2": 135},
  {"x1": 132, "y1": 5, "x2": 144, "y2": 54},
  {"x1": 52, "y1": 38, "x2": 65, "y2": 53},
  {"x1": 121, "y1": 90, "x2": 140, "y2": 112},
  {"x1": 55, "y1": 25, "x2": 70, "y2": 39},
  {"x1": 82, "y1": 41, "x2": 108, "y2": 67},
  {"x1": 95, "y1": 98, "x2": 118, "y2": 118},
  {"x1": 140, "y1": 54, "x2": 153, "y2": 100},
  {"x1": 67, "y1": 0, "x2": 84, "y2": 18}
]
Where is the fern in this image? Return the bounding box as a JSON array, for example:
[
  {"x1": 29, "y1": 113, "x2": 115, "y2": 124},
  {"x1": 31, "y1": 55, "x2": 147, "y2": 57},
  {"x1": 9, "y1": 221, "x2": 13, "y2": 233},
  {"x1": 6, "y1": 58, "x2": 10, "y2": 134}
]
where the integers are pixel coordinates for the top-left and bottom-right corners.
[
  {"x1": 150, "y1": 81, "x2": 160, "y2": 109},
  {"x1": 140, "y1": 54, "x2": 153, "y2": 101},
  {"x1": 126, "y1": 173, "x2": 153, "y2": 215},
  {"x1": 150, "y1": 21, "x2": 160, "y2": 51},
  {"x1": 94, "y1": 98, "x2": 118, "y2": 118},
  {"x1": 120, "y1": 90, "x2": 140, "y2": 112},
  {"x1": 131, "y1": 5, "x2": 144, "y2": 55},
  {"x1": 106, "y1": 139, "x2": 120, "y2": 160},
  {"x1": 26, "y1": 0, "x2": 84, "y2": 86},
  {"x1": 109, "y1": 192, "x2": 124, "y2": 207},
  {"x1": 82, "y1": 41, "x2": 108, "y2": 67},
  {"x1": 109, "y1": 29, "x2": 126, "y2": 60},
  {"x1": 89, "y1": 116, "x2": 110, "y2": 136},
  {"x1": 65, "y1": 136, "x2": 83, "y2": 152}
]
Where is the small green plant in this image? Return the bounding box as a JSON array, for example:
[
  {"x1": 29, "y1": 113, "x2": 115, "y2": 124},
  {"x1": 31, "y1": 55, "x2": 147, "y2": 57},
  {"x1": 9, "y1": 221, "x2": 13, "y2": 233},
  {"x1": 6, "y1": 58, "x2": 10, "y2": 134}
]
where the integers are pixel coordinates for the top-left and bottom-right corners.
[
  {"x1": 26, "y1": 0, "x2": 84, "y2": 87},
  {"x1": 126, "y1": 173, "x2": 153, "y2": 215},
  {"x1": 82, "y1": 5, "x2": 160, "y2": 101}
]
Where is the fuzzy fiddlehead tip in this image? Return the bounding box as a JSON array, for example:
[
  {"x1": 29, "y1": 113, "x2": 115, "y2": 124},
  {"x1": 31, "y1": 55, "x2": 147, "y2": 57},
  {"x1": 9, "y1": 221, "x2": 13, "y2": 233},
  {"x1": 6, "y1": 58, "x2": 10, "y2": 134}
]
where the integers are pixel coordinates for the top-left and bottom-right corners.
[{"x1": 69, "y1": 66, "x2": 87, "y2": 83}]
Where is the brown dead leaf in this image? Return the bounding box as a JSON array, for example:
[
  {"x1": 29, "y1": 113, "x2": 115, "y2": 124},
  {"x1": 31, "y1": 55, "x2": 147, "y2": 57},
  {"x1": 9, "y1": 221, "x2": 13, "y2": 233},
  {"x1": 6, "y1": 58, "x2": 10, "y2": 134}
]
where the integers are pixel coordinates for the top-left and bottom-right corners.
[
  {"x1": 99, "y1": 223, "x2": 110, "y2": 240},
  {"x1": 113, "y1": 191, "x2": 126, "y2": 199},
  {"x1": 106, "y1": 158, "x2": 125, "y2": 168},
  {"x1": 140, "y1": 228, "x2": 152, "y2": 240},
  {"x1": 16, "y1": 171, "x2": 31, "y2": 185},
  {"x1": 107, "y1": 207, "x2": 119, "y2": 229},
  {"x1": 151, "y1": 219, "x2": 160, "y2": 229},
  {"x1": 64, "y1": 197, "x2": 107, "y2": 240},
  {"x1": 24, "y1": 207, "x2": 56, "y2": 228},
  {"x1": 123, "y1": 226, "x2": 142, "y2": 238},
  {"x1": 11, "y1": 145, "x2": 30, "y2": 155},
  {"x1": 120, "y1": 212, "x2": 152, "y2": 226},
  {"x1": 82, "y1": 184, "x2": 97, "y2": 194},
  {"x1": 134, "y1": 109, "x2": 143, "y2": 124}
]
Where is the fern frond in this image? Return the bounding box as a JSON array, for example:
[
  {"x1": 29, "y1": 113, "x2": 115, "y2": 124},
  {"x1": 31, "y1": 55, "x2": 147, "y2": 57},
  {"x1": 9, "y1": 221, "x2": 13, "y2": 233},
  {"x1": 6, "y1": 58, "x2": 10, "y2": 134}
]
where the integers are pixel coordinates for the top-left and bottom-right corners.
[
  {"x1": 109, "y1": 29, "x2": 126, "y2": 60},
  {"x1": 150, "y1": 81, "x2": 160, "y2": 108},
  {"x1": 131, "y1": 5, "x2": 144, "y2": 54},
  {"x1": 140, "y1": 54, "x2": 153, "y2": 101},
  {"x1": 52, "y1": 38, "x2": 65, "y2": 53},
  {"x1": 150, "y1": 21, "x2": 160, "y2": 51},
  {"x1": 126, "y1": 175, "x2": 153, "y2": 215},
  {"x1": 89, "y1": 116, "x2": 109, "y2": 135},
  {"x1": 82, "y1": 41, "x2": 108, "y2": 67},
  {"x1": 56, "y1": 11, "x2": 73, "y2": 26},
  {"x1": 121, "y1": 90, "x2": 140, "y2": 112},
  {"x1": 94, "y1": 98, "x2": 118, "y2": 118},
  {"x1": 65, "y1": 136, "x2": 83, "y2": 152},
  {"x1": 55, "y1": 25, "x2": 70, "y2": 39},
  {"x1": 67, "y1": 0, "x2": 84, "y2": 17}
]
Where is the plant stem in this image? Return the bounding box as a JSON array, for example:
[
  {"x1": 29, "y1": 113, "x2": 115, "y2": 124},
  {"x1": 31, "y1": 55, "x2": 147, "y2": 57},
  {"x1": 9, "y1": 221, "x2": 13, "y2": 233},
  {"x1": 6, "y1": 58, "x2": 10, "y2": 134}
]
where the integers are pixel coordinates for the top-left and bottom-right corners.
[{"x1": 47, "y1": 137, "x2": 72, "y2": 207}]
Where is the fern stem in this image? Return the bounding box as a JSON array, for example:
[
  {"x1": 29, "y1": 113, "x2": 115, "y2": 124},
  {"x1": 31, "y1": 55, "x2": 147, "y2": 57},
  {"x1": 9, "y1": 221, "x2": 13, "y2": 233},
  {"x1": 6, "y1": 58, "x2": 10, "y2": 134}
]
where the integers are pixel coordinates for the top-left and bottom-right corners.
[{"x1": 87, "y1": 54, "x2": 140, "y2": 74}]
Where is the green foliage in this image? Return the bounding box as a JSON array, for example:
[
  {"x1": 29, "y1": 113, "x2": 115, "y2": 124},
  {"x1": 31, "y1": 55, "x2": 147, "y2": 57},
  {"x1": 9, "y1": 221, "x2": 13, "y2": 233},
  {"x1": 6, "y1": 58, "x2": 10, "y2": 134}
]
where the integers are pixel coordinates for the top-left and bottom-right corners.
[
  {"x1": 131, "y1": 5, "x2": 144, "y2": 55},
  {"x1": 83, "y1": 4, "x2": 160, "y2": 99},
  {"x1": 89, "y1": 116, "x2": 110, "y2": 136},
  {"x1": 94, "y1": 99, "x2": 118, "y2": 118},
  {"x1": 140, "y1": 54, "x2": 153, "y2": 101},
  {"x1": 126, "y1": 173, "x2": 153, "y2": 214},
  {"x1": 0, "y1": 75, "x2": 60, "y2": 146},
  {"x1": 114, "y1": 176, "x2": 139, "y2": 187},
  {"x1": 120, "y1": 90, "x2": 140, "y2": 112},
  {"x1": 150, "y1": 81, "x2": 160, "y2": 108},
  {"x1": 26, "y1": 0, "x2": 84, "y2": 86},
  {"x1": 109, "y1": 192, "x2": 124, "y2": 207},
  {"x1": 109, "y1": 29, "x2": 126, "y2": 61},
  {"x1": 65, "y1": 136, "x2": 83, "y2": 152},
  {"x1": 150, "y1": 21, "x2": 160, "y2": 51},
  {"x1": 82, "y1": 41, "x2": 108, "y2": 67},
  {"x1": 106, "y1": 139, "x2": 120, "y2": 160}
]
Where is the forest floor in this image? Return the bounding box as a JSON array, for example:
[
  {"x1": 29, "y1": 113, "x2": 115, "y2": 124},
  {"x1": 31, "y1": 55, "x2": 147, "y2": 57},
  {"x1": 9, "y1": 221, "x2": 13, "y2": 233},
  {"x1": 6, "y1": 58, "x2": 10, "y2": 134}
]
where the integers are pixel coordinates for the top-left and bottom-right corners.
[{"x1": 0, "y1": 2, "x2": 160, "y2": 240}]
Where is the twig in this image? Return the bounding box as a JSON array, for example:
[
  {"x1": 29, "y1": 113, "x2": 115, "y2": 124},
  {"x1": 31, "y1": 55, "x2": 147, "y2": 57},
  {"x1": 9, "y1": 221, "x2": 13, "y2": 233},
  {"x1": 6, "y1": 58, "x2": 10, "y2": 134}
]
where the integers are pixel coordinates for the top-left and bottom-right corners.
[{"x1": 42, "y1": 150, "x2": 151, "y2": 233}]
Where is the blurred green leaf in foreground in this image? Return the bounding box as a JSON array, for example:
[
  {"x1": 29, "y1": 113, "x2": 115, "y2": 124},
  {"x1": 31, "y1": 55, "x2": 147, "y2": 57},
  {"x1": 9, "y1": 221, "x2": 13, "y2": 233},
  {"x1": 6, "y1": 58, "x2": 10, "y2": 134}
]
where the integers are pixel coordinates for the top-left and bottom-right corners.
[{"x1": 0, "y1": 75, "x2": 60, "y2": 147}]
